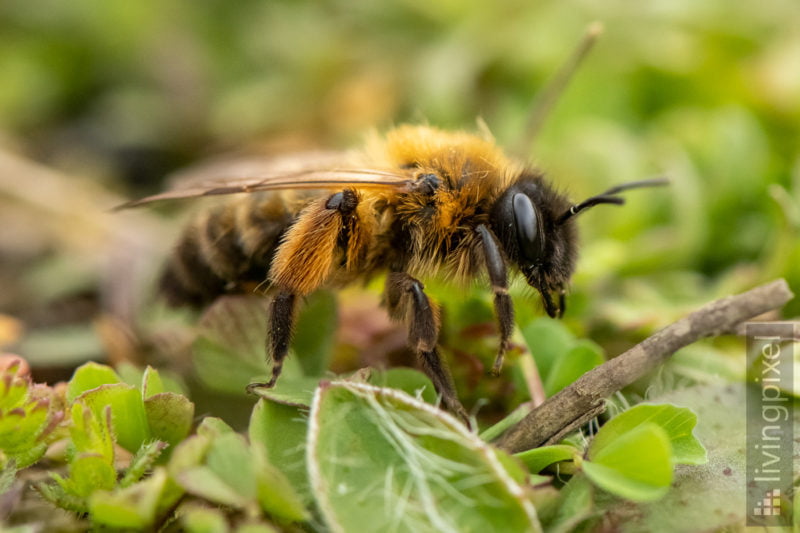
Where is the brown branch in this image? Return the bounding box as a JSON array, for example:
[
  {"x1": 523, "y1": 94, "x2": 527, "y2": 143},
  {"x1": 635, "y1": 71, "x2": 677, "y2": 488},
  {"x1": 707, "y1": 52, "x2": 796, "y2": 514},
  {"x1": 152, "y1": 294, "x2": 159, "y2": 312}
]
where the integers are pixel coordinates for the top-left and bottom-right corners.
[{"x1": 496, "y1": 278, "x2": 795, "y2": 453}]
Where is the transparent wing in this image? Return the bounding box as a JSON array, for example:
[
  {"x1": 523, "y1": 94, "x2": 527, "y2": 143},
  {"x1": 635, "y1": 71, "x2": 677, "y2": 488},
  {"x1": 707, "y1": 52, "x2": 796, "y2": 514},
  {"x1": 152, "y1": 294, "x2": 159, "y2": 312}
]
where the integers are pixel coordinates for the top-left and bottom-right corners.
[{"x1": 117, "y1": 151, "x2": 411, "y2": 209}]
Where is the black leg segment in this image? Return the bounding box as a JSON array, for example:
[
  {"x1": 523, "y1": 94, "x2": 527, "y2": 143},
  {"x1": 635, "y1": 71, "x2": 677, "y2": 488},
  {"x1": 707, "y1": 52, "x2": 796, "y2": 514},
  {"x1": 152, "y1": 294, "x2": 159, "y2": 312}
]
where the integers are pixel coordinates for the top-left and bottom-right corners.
[
  {"x1": 247, "y1": 290, "x2": 298, "y2": 392},
  {"x1": 385, "y1": 272, "x2": 469, "y2": 422},
  {"x1": 477, "y1": 224, "x2": 515, "y2": 376}
]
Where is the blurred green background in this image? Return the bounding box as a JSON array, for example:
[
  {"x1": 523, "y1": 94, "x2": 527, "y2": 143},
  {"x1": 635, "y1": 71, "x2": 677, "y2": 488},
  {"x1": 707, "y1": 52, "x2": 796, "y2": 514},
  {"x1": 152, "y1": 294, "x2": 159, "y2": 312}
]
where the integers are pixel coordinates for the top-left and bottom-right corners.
[{"x1": 1, "y1": 0, "x2": 798, "y2": 396}]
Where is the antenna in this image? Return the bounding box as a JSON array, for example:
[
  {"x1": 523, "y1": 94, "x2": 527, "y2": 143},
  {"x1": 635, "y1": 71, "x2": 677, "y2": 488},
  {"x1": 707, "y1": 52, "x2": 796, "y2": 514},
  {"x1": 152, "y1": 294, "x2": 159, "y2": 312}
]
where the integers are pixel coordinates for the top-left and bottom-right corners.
[{"x1": 557, "y1": 177, "x2": 669, "y2": 225}]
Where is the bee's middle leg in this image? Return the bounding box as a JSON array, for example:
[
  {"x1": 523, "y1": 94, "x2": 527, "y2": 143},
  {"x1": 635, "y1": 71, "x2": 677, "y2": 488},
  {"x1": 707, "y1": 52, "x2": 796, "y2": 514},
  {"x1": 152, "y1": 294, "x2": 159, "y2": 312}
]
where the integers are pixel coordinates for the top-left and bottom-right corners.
[
  {"x1": 477, "y1": 224, "x2": 515, "y2": 376},
  {"x1": 385, "y1": 272, "x2": 469, "y2": 423}
]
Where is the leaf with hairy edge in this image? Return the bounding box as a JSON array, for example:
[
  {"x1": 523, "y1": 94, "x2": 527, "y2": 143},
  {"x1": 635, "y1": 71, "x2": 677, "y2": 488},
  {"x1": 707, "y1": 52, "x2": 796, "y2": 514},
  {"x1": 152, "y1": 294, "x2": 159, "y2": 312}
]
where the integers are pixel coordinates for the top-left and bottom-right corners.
[
  {"x1": 75, "y1": 384, "x2": 150, "y2": 453},
  {"x1": 144, "y1": 392, "x2": 194, "y2": 449},
  {"x1": 308, "y1": 381, "x2": 541, "y2": 533},
  {"x1": 120, "y1": 441, "x2": 168, "y2": 488},
  {"x1": 247, "y1": 376, "x2": 320, "y2": 407},
  {"x1": 179, "y1": 503, "x2": 229, "y2": 533},
  {"x1": 141, "y1": 366, "x2": 166, "y2": 399},
  {"x1": 366, "y1": 368, "x2": 438, "y2": 405},
  {"x1": 89, "y1": 468, "x2": 168, "y2": 529}
]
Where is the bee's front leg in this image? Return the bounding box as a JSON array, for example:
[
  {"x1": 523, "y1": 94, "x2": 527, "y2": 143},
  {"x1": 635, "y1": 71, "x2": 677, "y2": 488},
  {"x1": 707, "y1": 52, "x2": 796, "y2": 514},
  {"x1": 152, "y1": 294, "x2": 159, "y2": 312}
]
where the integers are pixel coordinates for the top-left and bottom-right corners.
[
  {"x1": 385, "y1": 272, "x2": 469, "y2": 424},
  {"x1": 249, "y1": 189, "x2": 359, "y2": 392},
  {"x1": 476, "y1": 224, "x2": 514, "y2": 376}
]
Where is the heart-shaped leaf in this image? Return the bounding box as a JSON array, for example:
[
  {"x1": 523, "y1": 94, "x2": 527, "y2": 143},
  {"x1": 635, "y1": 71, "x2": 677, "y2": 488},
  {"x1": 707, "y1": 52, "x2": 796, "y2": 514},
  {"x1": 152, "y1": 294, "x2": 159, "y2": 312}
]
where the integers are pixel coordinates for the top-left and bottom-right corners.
[{"x1": 584, "y1": 422, "x2": 673, "y2": 502}]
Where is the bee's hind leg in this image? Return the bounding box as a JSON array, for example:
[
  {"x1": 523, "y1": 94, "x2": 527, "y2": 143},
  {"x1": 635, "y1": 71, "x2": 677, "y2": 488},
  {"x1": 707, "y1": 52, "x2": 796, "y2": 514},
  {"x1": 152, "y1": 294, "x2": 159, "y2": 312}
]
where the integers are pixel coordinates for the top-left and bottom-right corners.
[
  {"x1": 246, "y1": 289, "x2": 298, "y2": 393},
  {"x1": 265, "y1": 289, "x2": 297, "y2": 387},
  {"x1": 477, "y1": 224, "x2": 514, "y2": 377},
  {"x1": 385, "y1": 272, "x2": 470, "y2": 424},
  {"x1": 248, "y1": 188, "x2": 361, "y2": 394}
]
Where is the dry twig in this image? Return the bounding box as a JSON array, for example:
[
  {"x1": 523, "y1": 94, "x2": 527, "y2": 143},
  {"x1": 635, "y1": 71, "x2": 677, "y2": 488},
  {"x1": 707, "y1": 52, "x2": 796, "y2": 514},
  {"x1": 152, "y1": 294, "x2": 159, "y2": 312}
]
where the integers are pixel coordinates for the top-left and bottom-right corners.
[{"x1": 496, "y1": 278, "x2": 795, "y2": 453}]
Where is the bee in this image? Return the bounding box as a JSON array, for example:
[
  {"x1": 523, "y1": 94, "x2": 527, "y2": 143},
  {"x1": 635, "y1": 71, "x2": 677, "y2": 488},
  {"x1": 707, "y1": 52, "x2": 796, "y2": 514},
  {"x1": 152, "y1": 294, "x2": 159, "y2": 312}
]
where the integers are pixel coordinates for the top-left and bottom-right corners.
[{"x1": 123, "y1": 124, "x2": 665, "y2": 420}]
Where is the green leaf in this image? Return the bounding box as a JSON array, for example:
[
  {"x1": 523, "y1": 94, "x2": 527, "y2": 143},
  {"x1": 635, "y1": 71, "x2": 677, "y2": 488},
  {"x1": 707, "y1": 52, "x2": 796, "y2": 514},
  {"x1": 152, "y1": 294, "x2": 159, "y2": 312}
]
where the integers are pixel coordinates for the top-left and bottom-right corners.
[
  {"x1": 67, "y1": 454, "x2": 118, "y2": 499},
  {"x1": 515, "y1": 444, "x2": 579, "y2": 474},
  {"x1": 366, "y1": 367, "x2": 438, "y2": 405},
  {"x1": 546, "y1": 475, "x2": 594, "y2": 533},
  {"x1": 520, "y1": 318, "x2": 575, "y2": 381},
  {"x1": 118, "y1": 363, "x2": 187, "y2": 396},
  {"x1": 292, "y1": 290, "x2": 337, "y2": 376},
  {"x1": 0, "y1": 461, "x2": 17, "y2": 494},
  {"x1": 308, "y1": 381, "x2": 541, "y2": 533},
  {"x1": 590, "y1": 383, "x2": 794, "y2": 530},
  {"x1": 144, "y1": 392, "x2": 194, "y2": 448},
  {"x1": 141, "y1": 366, "x2": 166, "y2": 399},
  {"x1": 89, "y1": 467, "x2": 168, "y2": 529},
  {"x1": 177, "y1": 467, "x2": 246, "y2": 508},
  {"x1": 252, "y1": 446, "x2": 309, "y2": 522},
  {"x1": 543, "y1": 340, "x2": 604, "y2": 396},
  {"x1": 66, "y1": 362, "x2": 122, "y2": 403},
  {"x1": 205, "y1": 432, "x2": 257, "y2": 501},
  {"x1": 0, "y1": 359, "x2": 27, "y2": 409},
  {"x1": 193, "y1": 296, "x2": 302, "y2": 395},
  {"x1": 69, "y1": 403, "x2": 114, "y2": 461},
  {"x1": 115, "y1": 362, "x2": 145, "y2": 389},
  {"x1": 247, "y1": 376, "x2": 319, "y2": 407},
  {"x1": 35, "y1": 478, "x2": 87, "y2": 514},
  {"x1": 248, "y1": 399, "x2": 311, "y2": 504},
  {"x1": 8, "y1": 442, "x2": 48, "y2": 471},
  {"x1": 192, "y1": 339, "x2": 264, "y2": 396},
  {"x1": 494, "y1": 447, "x2": 535, "y2": 486},
  {"x1": 197, "y1": 417, "x2": 235, "y2": 439},
  {"x1": 590, "y1": 404, "x2": 707, "y2": 465},
  {"x1": 0, "y1": 379, "x2": 53, "y2": 466},
  {"x1": 76, "y1": 384, "x2": 150, "y2": 453},
  {"x1": 179, "y1": 503, "x2": 229, "y2": 533},
  {"x1": 168, "y1": 435, "x2": 212, "y2": 476},
  {"x1": 584, "y1": 423, "x2": 673, "y2": 502},
  {"x1": 120, "y1": 441, "x2": 168, "y2": 487}
]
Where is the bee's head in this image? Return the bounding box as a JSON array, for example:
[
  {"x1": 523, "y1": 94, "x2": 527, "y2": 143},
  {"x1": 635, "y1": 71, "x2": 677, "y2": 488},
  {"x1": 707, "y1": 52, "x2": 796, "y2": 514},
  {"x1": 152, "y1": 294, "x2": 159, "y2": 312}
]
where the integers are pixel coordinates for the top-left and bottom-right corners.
[
  {"x1": 490, "y1": 173, "x2": 667, "y2": 318},
  {"x1": 490, "y1": 173, "x2": 576, "y2": 317}
]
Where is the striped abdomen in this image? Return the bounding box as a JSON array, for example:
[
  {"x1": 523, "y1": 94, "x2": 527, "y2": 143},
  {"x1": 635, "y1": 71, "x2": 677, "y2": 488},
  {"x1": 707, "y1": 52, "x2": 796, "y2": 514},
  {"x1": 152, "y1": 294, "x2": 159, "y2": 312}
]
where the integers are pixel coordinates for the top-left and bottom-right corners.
[{"x1": 160, "y1": 193, "x2": 298, "y2": 307}]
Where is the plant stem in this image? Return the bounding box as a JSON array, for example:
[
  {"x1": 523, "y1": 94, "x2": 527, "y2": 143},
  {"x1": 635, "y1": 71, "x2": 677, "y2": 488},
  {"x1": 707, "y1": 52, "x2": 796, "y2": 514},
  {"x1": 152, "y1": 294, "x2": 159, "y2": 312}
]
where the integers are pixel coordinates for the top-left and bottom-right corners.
[{"x1": 496, "y1": 278, "x2": 795, "y2": 453}]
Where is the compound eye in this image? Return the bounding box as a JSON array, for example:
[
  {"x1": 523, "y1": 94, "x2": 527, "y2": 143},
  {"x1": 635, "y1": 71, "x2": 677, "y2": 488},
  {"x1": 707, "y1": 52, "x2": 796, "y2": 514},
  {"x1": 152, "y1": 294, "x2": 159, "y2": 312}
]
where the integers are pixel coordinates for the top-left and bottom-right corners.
[{"x1": 512, "y1": 193, "x2": 542, "y2": 262}]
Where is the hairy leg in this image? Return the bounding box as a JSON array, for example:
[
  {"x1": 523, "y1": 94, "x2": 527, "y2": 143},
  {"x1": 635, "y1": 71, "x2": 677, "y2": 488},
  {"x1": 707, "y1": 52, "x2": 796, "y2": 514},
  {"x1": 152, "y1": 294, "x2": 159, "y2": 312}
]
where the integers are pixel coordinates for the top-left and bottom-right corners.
[
  {"x1": 385, "y1": 272, "x2": 469, "y2": 423},
  {"x1": 477, "y1": 224, "x2": 515, "y2": 376}
]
